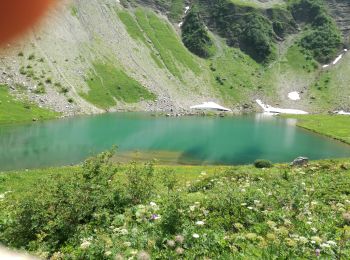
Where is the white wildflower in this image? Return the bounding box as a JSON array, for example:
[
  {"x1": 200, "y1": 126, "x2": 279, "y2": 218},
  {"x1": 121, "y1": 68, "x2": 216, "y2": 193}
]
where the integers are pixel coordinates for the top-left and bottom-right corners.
[
  {"x1": 336, "y1": 203, "x2": 344, "y2": 208},
  {"x1": 80, "y1": 241, "x2": 91, "y2": 249},
  {"x1": 175, "y1": 235, "x2": 184, "y2": 244},
  {"x1": 150, "y1": 202, "x2": 157, "y2": 207},
  {"x1": 299, "y1": 236, "x2": 308, "y2": 244},
  {"x1": 192, "y1": 233, "x2": 200, "y2": 238},
  {"x1": 327, "y1": 240, "x2": 337, "y2": 246},
  {"x1": 175, "y1": 247, "x2": 184, "y2": 255},
  {"x1": 138, "y1": 251, "x2": 150, "y2": 260},
  {"x1": 120, "y1": 228, "x2": 129, "y2": 235},
  {"x1": 320, "y1": 243, "x2": 330, "y2": 248},
  {"x1": 311, "y1": 236, "x2": 322, "y2": 244},
  {"x1": 195, "y1": 220, "x2": 205, "y2": 226},
  {"x1": 123, "y1": 241, "x2": 131, "y2": 247},
  {"x1": 166, "y1": 240, "x2": 175, "y2": 248}
]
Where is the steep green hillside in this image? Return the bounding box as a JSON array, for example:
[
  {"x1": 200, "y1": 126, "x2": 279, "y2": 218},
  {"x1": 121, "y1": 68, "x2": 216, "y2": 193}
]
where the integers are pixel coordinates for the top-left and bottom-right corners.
[
  {"x1": 0, "y1": 0, "x2": 349, "y2": 118},
  {"x1": 81, "y1": 62, "x2": 156, "y2": 109},
  {"x1": 309, "y1": 53, "x2": 350, "y2": 111}
]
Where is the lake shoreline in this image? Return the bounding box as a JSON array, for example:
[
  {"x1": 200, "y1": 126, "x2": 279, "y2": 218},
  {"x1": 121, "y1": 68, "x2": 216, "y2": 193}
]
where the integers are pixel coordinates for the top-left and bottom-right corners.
[{"x1": 281, "y1": 114, "x2": 350, "y2": 146}]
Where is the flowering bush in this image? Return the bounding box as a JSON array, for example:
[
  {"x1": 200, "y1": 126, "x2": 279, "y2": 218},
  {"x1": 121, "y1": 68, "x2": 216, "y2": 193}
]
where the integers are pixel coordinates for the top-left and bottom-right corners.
[{"x1": 0, "y1": 153, "x2": 350, "y2": 259}]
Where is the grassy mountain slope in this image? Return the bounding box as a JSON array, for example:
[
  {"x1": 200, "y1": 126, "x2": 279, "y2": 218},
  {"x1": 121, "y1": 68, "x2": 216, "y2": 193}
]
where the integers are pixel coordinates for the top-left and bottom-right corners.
[
  {"x1": 0, "y1": 84, "x2": 58, "y2": 124},
  {"x1": 0, "y1": 0, "x2": 349, "y2": 119}
]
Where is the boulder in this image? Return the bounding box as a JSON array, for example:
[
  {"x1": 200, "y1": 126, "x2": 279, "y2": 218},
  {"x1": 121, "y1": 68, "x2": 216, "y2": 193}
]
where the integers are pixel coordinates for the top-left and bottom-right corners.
[{"x1": 291, "y1": 157, "x2": 309, "y2": 167}]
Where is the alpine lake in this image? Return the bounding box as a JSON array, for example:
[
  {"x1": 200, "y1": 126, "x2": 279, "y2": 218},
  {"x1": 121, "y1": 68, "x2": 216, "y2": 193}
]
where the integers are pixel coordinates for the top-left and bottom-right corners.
[{"x1": 1, "y1": 112, "x2": 350, "y2": 171}]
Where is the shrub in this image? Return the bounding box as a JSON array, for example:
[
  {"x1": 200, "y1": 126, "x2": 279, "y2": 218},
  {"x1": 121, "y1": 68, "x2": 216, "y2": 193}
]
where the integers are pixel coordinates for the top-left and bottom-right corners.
[
  {"x1": 239, "y1": 13, "x2": 275, "y2": 63},
  {"x1": 254, "y1": 159, "x2": 273, "y2": 168},
  {"x1": 290, "y1": 0, "x2": 342, "y2": 63},
  {"x1": 162, "y1": 169, "x2": 177, "y2": 193},
  {"x1": 160, "y1": 193, "x2": 183, "y2": 235},
  {"x1": 28, "y1": 54, "x2": 35, "y2": 60},
  {"x1": 126, "y1": 161, "x2": 155, "y2": 204},
  {"x1": 45, "y1": 78, "x2": 52, "y2": 84},
  {"x1": 19, "y1": 66, "x2": 26, "y2": 75},
  {"x1": 0, "y1": 150, "x2": 123, "y2": 253},
  {"x1": 182, "y1": 6, "x2": 213, "y2": 58},
  {"x1": 300, "y1": 25, "x2": 341, "y2": 63},
  {"x1": 215, "y1": 75, "x2": 225, "y2": 85},
  {"x1": 59, "y1": 86, "x2": 69, "y2": 94},
  {"x1": 34, "y1": 85, "x2": 46, "y2": 94},
  {"x1": 23, "y1": 102, "x2": 31, "y2": 109}
]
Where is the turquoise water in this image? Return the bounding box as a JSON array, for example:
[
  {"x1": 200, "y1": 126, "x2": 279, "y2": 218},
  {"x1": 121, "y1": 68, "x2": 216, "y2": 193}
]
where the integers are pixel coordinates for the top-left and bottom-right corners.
[{"x1": 0, "y1": 113, "x2": 350, "y2": 170}]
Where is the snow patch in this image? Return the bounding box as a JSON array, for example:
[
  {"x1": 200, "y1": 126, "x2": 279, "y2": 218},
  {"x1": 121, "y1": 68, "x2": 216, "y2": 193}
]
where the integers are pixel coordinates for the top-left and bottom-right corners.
[
  {"x1": 335, "y1": 110, "x2": 350, "y2": 115},
  {"x1": 288, "y1": 91, "x2": 301, "y2": 101},
  {"x1": 190, "y1": 102, "x2": 232, "y2": 112},
  {"x1": 256, "y1": 99, "x2": 308, "y2": 115},
  {"x1": 332, "y1": 54, "x2": 343, "y2": 65},
  {"x1": 322, "y1": 49, "x2": 347, "y2": 68},
  {"x1": 185, "y1": 6, "x2": 190, "y2": 14}
]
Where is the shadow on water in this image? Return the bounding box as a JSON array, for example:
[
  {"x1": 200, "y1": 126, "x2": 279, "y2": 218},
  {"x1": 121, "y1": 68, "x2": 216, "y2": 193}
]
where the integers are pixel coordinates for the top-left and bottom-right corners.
[{"x1": 177, "y1": 144, "x2": 264, "y2": 165}]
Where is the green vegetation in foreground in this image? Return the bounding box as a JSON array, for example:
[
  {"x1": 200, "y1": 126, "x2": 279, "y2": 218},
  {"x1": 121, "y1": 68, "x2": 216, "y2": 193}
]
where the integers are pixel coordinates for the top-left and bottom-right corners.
[
  {"x1": 0, "y1": 85, "x2": 58, "y2": 125},
  {"x1": 1, "y1": 150, "x2": 350, "y2": 258},
  {"x1": 81, "y1": 63, "x2": 156, "y2": 109},
  {"x1": 285, "y1": 114, "x2": 350, "y2": 144}
]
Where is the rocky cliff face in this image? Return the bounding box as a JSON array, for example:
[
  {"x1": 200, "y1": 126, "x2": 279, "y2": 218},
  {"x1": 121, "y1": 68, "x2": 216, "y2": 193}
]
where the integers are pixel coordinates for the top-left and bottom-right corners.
[{"x1": 327, "y1": 0, "x2": 350, "y2": 43}]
